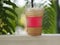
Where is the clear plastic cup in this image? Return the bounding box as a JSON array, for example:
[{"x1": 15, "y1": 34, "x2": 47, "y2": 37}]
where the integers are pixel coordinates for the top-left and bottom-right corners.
[{"x1": 25, "y1": 8, "x2": 44, "y2": 36}]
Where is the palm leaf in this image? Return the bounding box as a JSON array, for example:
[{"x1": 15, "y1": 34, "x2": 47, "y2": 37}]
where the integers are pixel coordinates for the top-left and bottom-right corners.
[
  {"x1": 3, "y1": 0, "x2": 17, "y2": 8},
  {"x1": 3, "y1": 7, "x2": 17, "y2": 17},
  {"x1": 0, "y1": 0, "x2": 18, "y2": 35},
  {"x1": 43, "y1": 0, "x2": 57, "y2": 33},
  {"x1": 4, "y1": 12, "x2": 15, "y2": 20}
]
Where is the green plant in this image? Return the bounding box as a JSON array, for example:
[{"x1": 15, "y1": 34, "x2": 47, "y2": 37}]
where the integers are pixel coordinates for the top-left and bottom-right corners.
[
  {"x1": 15, "y1": 7, "x2": 25, "y2": 28},
  {"x1": 0, "y1": 0, "x2": 18, "y2": 35},
  {"x1": 43, "y1": 0, "x2": 57, "y2": 33}
]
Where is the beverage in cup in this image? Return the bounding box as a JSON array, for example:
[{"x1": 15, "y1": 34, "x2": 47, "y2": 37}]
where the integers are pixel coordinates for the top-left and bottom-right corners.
[{"x1": 25, "y1": 8, "x2": 44, "y2": 36}]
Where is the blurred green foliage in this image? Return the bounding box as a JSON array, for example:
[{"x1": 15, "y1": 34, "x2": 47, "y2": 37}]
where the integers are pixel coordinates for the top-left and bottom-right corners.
[
  {"x1": 15, "y1": 7, "x2": 25, "y2": 28},
  {"x1": 43, "y1": 0, "x2": 57, "y2": 33},
  {"x1": 0, "y1": 0, "x2": 18, "y2": 35}
]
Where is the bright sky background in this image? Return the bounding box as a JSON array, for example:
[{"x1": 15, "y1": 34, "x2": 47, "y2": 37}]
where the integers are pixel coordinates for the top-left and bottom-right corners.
[
  {"x1": 59, "y1": 0, "x2": 60, "y2": 5},
  {"x1": 11, "y1": 0, "x2": 51, "y2": 7},
  {"x1": 14, "y1": 0, "x2": 26, "y2": 7},
  {"x1": 11, "y1": 0, "x2": 60, "y2": 7},
  {"x1": 4, "y1": 0, "x2": 60, "y2": 7}
]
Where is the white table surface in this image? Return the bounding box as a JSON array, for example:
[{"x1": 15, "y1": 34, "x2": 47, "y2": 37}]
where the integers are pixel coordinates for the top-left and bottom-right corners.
[{"x1": 0, "y1": 34, "x2": 60, "y2": 45}]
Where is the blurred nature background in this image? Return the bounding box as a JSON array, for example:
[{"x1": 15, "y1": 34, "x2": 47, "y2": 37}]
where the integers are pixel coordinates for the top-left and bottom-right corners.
[{"x1": 0, "y1": 0, "x2": 60, "y2": 35}]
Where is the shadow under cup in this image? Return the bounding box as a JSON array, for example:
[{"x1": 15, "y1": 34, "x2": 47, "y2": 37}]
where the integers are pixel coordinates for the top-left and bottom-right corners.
[{"x1": 25, "y1": 8, "x2": 44, "y2": 36}]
